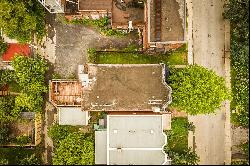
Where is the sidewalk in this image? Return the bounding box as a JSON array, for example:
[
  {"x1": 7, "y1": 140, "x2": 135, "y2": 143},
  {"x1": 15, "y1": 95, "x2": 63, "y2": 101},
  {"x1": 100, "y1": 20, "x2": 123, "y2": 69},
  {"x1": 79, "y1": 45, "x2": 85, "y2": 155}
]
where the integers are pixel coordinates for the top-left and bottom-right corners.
[{"x1": 186, "y1": 0, "x2": 231, "y2": 164}]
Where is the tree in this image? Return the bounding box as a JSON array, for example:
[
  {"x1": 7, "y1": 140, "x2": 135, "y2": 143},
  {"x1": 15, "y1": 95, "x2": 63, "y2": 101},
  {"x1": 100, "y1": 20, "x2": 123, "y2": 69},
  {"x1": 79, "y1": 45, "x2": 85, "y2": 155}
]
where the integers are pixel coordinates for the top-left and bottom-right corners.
[
  {"x1": 11, "y1": 55, "x2": 48, "y2": 94},
  {"x1": 0, "y1": 0, "x2": 46, "y2": 43},
  {"x1": 224, "y1": 0, "x2": 249, "y2": 127},
  {"x1": 52, "y1": 132, "x2": 94, "y2": 165},
  {"x1": 168, "y1": 65, "x2": 230, "y2": 115},
  {"x1": 0, "y1": 96, "x2": 19, "y2": 123},
  {"x1": 14, "y1": 93, "x2": 43, "y2": 113},
  {"x1": 48, "y1": 124, "x2": 79, "y2": 146}
]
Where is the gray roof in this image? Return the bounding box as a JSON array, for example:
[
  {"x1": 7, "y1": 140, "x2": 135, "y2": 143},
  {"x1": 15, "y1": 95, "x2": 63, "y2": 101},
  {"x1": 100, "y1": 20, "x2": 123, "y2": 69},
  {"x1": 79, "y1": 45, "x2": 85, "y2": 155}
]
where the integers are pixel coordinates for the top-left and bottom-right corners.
[
  {"x1": 58, "y1": 107, "x2": 88, "y2": 125},
  {"x1": 109, "y1": 149, "x2": 166, "y2": 165},
  {"x1": 95, "y1": 115, "x2": 169, "y2": 165},
  {"x1": 95, "y1": 130, "x2": 107, "y2": 164},
  {"x1": 108, "y1": 115, "x2": 165, "y2": 148}
]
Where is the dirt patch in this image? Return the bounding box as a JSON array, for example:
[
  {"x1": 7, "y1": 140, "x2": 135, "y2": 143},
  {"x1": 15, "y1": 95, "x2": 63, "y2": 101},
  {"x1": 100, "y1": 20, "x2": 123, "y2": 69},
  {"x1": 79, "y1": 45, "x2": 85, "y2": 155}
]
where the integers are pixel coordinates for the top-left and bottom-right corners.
[
  {"x1": 231, "y1": 125, "x2": 249, "y2": 157},
  {"x1": 8, "y1": 120, "x2": 34, "y2": 138}
]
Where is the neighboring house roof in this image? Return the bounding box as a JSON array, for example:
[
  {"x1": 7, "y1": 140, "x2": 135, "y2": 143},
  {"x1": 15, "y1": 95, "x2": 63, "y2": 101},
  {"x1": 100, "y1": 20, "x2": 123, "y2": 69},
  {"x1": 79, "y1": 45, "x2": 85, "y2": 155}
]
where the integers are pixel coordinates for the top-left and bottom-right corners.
[
  {"x1": 49, "y1": 80, "x2": 83, "y2": 107},
  {"x1": 2, "y1": 43, "x2": 30, "y2": 62},
  {"x1": 78, "y1": 0, "x2": 112, "y2": 11},
  {"x1": 58, "y1": 107, "x2": 88, "y2": 125},
  {"x1": 84, "y1": 64, "x2": 172, "y2": 112},
  {"x1": 95, "y1": 114, "x2": 170, "y2": 165}
]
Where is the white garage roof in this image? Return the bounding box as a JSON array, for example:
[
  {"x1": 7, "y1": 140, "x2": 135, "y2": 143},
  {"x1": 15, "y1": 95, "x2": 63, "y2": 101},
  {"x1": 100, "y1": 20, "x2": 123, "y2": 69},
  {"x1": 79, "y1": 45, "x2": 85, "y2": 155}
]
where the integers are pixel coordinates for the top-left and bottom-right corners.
[{"x1": 58, "y1": 107, "x2": 88, "y2": 126}]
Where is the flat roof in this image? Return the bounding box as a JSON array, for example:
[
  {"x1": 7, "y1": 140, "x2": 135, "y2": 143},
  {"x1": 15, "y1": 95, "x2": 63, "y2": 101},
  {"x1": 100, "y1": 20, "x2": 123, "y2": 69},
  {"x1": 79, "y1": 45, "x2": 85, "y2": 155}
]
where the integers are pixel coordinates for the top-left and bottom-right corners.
[
  {"x1": 95, "y1": 130, "x2": 107, "y2": 164},
  {"x1": 108, "y1": 115, "x2": 165, "y2": 148},
  {"x1": 106, "y1": 115, "x2": 168, "y2": 165},
  {"x1": 109, "y1": 150, "x2": 166, "y2": 165},
  {"x1": 58, "y1": 107, "x2": 88, "y2": 125},
  {"x1": 85, "y1": 64, "x2": 170, "y2": 111},
  {"x1": 148, "y1": 0, "x2": 186, "y2": 42},
  {"x1": 78, "y1": 0, "x2": 112, "y2": 11}
]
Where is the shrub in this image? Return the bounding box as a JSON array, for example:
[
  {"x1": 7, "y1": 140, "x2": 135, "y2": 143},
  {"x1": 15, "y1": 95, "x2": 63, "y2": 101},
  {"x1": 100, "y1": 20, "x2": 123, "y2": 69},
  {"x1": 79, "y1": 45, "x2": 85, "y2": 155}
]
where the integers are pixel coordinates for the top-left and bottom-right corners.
[
  {"x1": 224, "y1": 0, "x2": 249, "y2": 127},
  {"x1": 0, "y1": 124, "x2": 9, "y2": 145},
  {"x1": 52, "y1": 132, "x2": 94, "y2": 165},
  {"x1": 19, "y1": 154, "x2": 40, "y2": 165},
  {"x1": 15, "y1": 135, "x2": 31, "y2": 145},
  {"x1": 168, "y1": 65, "x2": 230, "y2": 115}
]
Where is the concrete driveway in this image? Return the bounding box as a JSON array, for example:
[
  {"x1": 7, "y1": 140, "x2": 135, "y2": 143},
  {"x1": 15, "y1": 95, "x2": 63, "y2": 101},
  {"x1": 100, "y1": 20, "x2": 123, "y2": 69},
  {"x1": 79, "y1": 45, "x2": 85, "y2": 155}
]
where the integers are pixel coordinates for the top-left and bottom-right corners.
[{"x1": 186, "y1": 0, "x2": 231, "y2": 164}]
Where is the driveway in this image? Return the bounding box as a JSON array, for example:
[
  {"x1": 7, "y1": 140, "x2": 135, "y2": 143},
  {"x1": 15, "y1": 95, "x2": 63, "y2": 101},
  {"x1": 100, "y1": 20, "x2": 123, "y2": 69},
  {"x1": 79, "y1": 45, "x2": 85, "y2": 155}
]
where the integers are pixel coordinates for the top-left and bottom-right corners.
[{"x1": 186, "y1": 0, "x2": 231, "y2": 164}]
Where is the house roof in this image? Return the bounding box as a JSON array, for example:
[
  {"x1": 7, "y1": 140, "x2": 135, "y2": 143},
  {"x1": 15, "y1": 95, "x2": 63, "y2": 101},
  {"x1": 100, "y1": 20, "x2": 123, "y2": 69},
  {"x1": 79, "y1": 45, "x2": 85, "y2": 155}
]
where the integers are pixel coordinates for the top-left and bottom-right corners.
[
  {"x1": 84, "y1": 64, "x2": 171, "y2": 112},
  {"x1": 78, "y1": 0, "x2": 112, "y2": 11},
  {"x1": 2, "y1": 43, "x2": 30, "y2": 62},
  {"x1": 58, "y1": 107, "x2": 88, "y2": 125},
  {"x1": 95, "y1": 114, "x2": 169, "y2": 165}
]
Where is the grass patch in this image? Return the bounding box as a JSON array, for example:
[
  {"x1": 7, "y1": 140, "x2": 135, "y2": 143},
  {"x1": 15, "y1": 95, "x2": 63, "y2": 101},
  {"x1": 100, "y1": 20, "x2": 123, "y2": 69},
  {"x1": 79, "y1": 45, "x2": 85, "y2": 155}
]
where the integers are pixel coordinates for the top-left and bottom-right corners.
[
  {"x1": 66, "y1": 17, "x2": 127, "y2": 37},
  {"x1": 87, "y1": 48, "x2": 187, "y2": 65},
  {"x1": 165, "y1": 117, "x2": 189, "y2": 152}
]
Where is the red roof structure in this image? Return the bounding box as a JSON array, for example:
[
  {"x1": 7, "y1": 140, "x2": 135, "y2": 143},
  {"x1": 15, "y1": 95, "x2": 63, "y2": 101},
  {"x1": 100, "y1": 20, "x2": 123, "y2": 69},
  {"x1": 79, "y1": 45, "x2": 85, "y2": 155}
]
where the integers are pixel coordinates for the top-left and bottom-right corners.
[{"x1": 2, "y1": 43, "x2": 30, "y2": 62}]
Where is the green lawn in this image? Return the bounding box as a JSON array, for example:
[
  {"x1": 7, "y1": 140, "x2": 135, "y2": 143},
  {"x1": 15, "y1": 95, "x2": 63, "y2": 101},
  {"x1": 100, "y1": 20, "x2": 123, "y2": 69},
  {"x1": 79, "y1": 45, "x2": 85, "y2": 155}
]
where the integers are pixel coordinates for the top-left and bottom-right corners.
[
  {"x1": 165, "y1": 117, "x2": 189, "y2": 152},
  {"x1": 90, "y1": 50, "x2": 187, "y2": 65}
]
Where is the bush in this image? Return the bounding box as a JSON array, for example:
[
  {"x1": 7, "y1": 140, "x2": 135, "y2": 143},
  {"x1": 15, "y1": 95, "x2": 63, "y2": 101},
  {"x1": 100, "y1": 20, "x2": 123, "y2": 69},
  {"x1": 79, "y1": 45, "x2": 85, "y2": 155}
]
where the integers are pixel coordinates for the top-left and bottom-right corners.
[
  {"x1": 52, "y1": 132, "x2": 94, "y2": 165},
  {"x1": 48, "y1": 124, "x2": 79, "y2": 146},
  {"x1": 0, "y1": 124, "x2": 9, "y2": 145},
  {"x1": 168, "y1": 65, "x2": 230, "y2": 115},
  {"x1": 19, "y1": 154, "x2": 40, "y2": 165},
  {"x1": 0, "y1": 0, "x2": 46, "y2": 43},
  {"x1": 15, "y1": 135, "x2": 31, "y2": 145},
  {"x1": 165, "y1": 117, "x2": 199, "y2": 165}
]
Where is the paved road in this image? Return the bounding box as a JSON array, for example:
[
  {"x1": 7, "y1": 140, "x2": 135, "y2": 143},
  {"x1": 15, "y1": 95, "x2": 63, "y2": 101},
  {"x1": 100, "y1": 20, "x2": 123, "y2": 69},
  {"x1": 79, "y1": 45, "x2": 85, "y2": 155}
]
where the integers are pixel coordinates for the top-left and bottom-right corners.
[{"x1": 186, "y1": 0, "x2": 231, "y2": 164}]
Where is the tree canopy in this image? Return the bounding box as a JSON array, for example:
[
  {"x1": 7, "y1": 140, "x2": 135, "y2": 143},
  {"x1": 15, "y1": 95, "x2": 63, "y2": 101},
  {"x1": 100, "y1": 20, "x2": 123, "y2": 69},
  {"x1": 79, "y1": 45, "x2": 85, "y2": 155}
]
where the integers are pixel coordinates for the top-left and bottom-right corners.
[
  {"x1": 0, "y1": 0, "x2": 46, "y2": 43},
  {"x1": 48, "y1": 124, "x2": 79, "y2": 146},
  {"x1": 0, "y1": 96, "x2": 18, "y2": 123},
  {"x1": 168, "y1": 65, "x2": 230, "y2": 115},
  {"x1": 52, "y1": 132, "x2": 94, "y2": 165}
]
